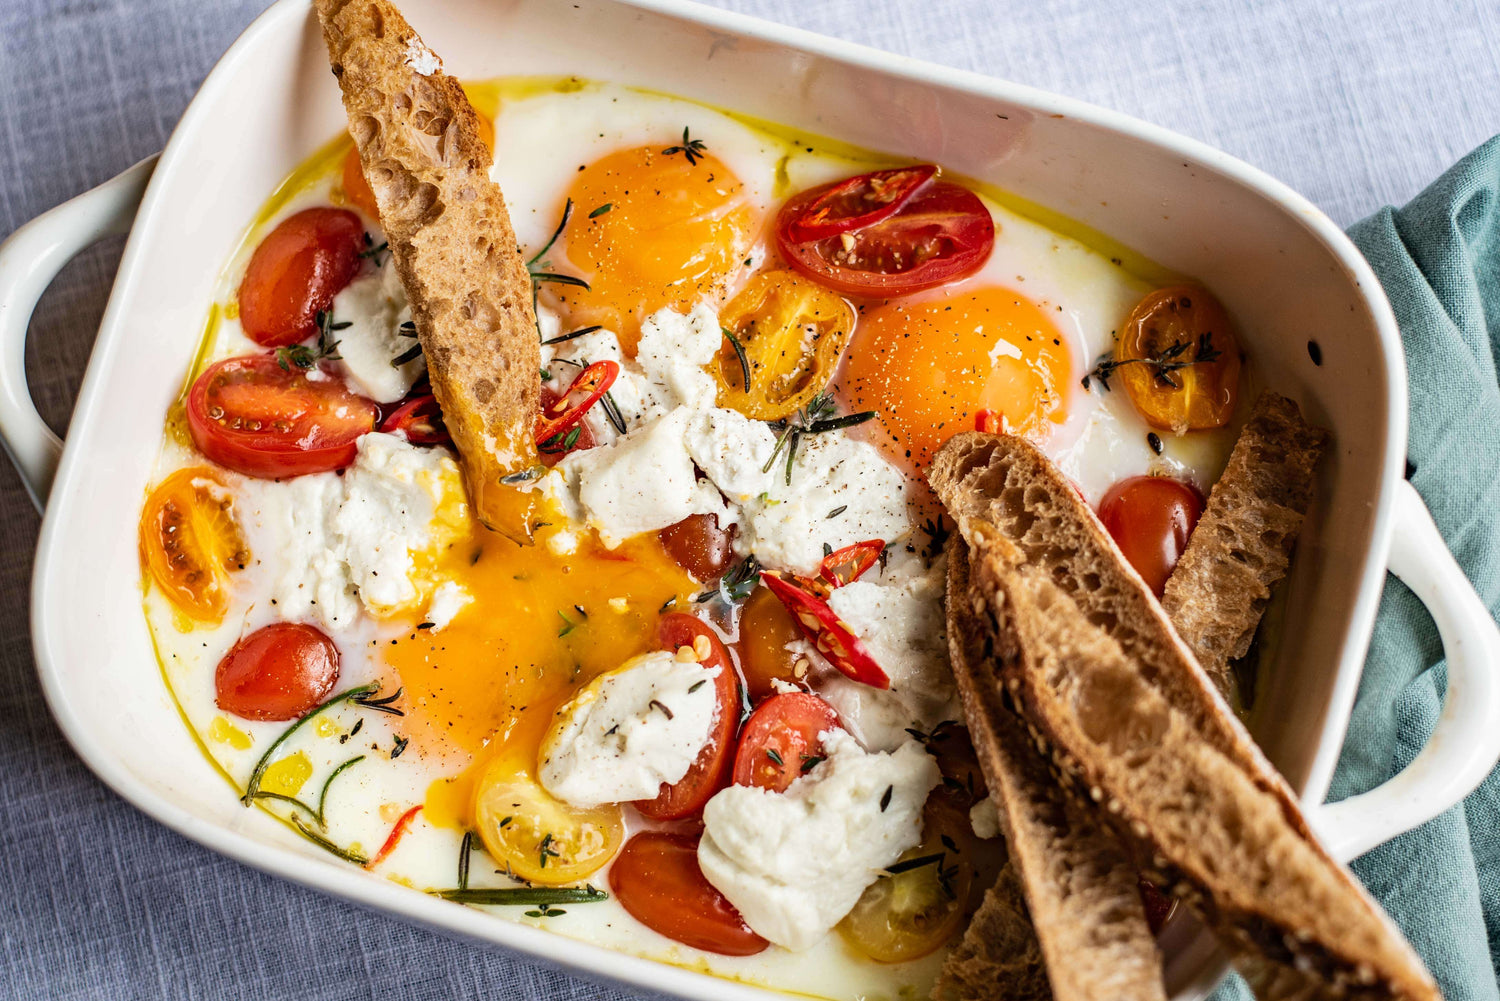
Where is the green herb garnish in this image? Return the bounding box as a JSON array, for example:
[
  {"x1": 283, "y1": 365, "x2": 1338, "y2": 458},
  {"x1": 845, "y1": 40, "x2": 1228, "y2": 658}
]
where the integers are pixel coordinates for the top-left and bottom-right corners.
[
  {"x1": 1082, "y1": 332, "x2": 1222, "y2": 393},
  {"x1": 761, "y1": 391, "x2": 876, "y2": 486},
  {"x1": 276, "y1": 310, "x2": 348, "y2": 371},
  {"x1": 662, "y1": 127, "x2": 708, "y2": 166}
]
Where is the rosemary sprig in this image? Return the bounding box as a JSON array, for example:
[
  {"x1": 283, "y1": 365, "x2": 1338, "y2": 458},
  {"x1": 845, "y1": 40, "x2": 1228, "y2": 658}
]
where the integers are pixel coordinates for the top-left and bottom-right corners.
[
  {"x1": 353, "y1": 686, "x2": 405, "y2": 716},
  {"x1": 599, "y1": 391, "x2": 627, "y2": 435},
  {"x1": 391, "y1": 342, "x2": 423, "y2": 368},
  {"x1": 760, "y1": 391, "x2": 876, "y2": 486},
  {"x1": 721, "y1": 327, "x2": 751, "y2": 391},
  {"x1": 315, "y1": 756, "x2": 365, "y2": 828},
  {"x1": 276, "y1": 310, "x2": 348, "y2": 371},
  {"x1": 884, "y1": 852, "x2": 944, "y2": 876},
  {"x1": 541, "y1": 325, "x2": 603, "y2": 346},
  {"x1": 530, "y1": 271, "x2": 591, "y2": 289},
  {"x1": 458, "y1": 831, "x2": 475, "y2": 891},
  {"x1": 242, "y1": 683, "x2": 379, "y2": 805},
  {"x1": 662, "y1": 127, "x2": 708, "y2": 166},
  {"x1": 434, "y1": 885, "x2": 607, "y2": 906},
  {"x1": 1082, "y1": 332, "x2": 1222, "y2": 392},
  {"x1": 528, "y1": 199, "x2": 572, "y2": 269},
  {"x1": 292, "y1": 815, "x2": 369, "y2": 866}
]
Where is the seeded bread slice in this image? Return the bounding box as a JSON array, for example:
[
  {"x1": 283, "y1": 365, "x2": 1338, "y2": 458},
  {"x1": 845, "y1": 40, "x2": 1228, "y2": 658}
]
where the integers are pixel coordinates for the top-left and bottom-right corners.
[
  {"x1": 936, "y1": 538, "x2": 1165, "y2": 1001},
  {"x1": 1162, "y1": 392, "x2": 1330, "y2": 696},
  {"x1": 314, "y1": 0, "x2": 540, "y2": 539}
]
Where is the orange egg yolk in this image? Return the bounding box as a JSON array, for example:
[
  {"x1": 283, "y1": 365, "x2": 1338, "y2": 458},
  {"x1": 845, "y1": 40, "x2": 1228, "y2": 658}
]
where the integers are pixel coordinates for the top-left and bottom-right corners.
[
  {"x1": 549, "y1": 144, "x2": 754, "y2": 354},
  {"x1": 845, "y1": 286, "x2": 1073, "y2": 470},
  {"x1": 381, "y1": 519, "x2": 696, "y2": 830}
]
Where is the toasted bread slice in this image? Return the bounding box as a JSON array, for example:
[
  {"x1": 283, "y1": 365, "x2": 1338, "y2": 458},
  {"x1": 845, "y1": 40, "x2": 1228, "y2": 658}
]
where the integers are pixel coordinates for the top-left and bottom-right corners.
[
  {"x1": 1163, "y1": 392, "x2": 1330, "y2": 696},
  {"x1": 315, "y1": 0, "x2": 540, "y2": 540},
  {"x1": 936, "y1": 432, "x2": 1438, "y2": 1001},
  {"x1": 938, "y1": 538, "x2": 1165, "y2": 1001}
]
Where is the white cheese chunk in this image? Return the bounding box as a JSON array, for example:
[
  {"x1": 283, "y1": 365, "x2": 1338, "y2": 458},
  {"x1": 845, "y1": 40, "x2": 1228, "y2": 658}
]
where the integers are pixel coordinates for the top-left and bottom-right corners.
[
  {"x1": 331, "y1": 263, "x2": 423, "y2": 404},
  {"x1": 970, "y1": 795, "x2": 1001, "y2": 840},
  {"x1": 539, "y1": 650, "x2": 721, "y2": 808},
  {"x1": 402, "y1": 39, "x2": 442, "y2": 75},
  {"x1": 255, "y1": 433, "x2": 459, "y2": 630},
  {"x1": 698, "y1": 730, "x2": 940, "y2": 950},
  {"x1": 425, "y1": 581, "x2": 472, "y2": 632}
]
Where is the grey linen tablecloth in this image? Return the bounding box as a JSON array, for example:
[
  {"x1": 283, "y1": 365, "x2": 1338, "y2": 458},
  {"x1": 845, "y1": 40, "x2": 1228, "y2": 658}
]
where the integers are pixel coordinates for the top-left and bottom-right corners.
[{"x1": 0, "y1": 0, "x2": 1495, "y2": 998}]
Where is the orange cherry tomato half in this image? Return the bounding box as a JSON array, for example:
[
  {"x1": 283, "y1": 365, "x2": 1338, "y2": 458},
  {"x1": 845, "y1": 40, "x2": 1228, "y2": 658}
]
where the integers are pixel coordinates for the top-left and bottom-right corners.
[
  {"x1": 785, "y1": 165, "x2": 937, "y2": 243},
  {"x1": 215, "y1": 622, "x2": 340, "y2": 721},
  {"x1": 379, "y1": 394, "x2": 450, "y2": 445},
  {"x1": 1115, "y1": 286, "x2": 1242, "y2": 433},
  {"x1": 776, "y1": 178, "x2": 994, "y2": 298},
  {"x1": 535, "y1": 360, "x2": 619, "y2": 445},
  {"x1": 1098, "y1": 475, "x2": 1204, "y2": 597},
  {"x1": 139, "y1": 466, "x2": 248, "y2": 625},
  {"x1": 610, "y1": 832, "x2": 768, "y2": 956},
  {"x1": 734, "y1": 586, "x2": 806, "y2": 702},
  {"x1": 186, "y1": 354, "x2": 379, "y2": 478},
  {"x1": 659, "y1": 513, "x2": 737, "y2": 583},
  {"x1": 819, "y1": 540, "x2": 884, "y2": 590},
  {"x1": 732, "y1": 692, "x2": 841, "y2": 792},
  {"x1": 759, "y1": 571, "x2": 890, "y2": 689},
  {"x1": 237, "y1": 208, "x2": 366, "y2": 348},
  {"x1": 636, "y1": 613, "x2": 741, "y2": 821}
]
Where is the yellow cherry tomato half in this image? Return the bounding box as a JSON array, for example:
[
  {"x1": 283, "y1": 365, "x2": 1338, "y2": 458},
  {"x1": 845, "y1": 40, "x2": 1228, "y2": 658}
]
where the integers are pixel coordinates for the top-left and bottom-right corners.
[
  {"x1": 139, "y1": 466, "x2": 248, "y2": 624},
  {"x1": 714, "y1": 270, "x2": 855, "y2": 421},
  {"x1": 1115, "y1": 285, "x2": 1242, "y2": 434},
  {"x1": 472, "y1": 763, "x2": 624, "y2": 886}
]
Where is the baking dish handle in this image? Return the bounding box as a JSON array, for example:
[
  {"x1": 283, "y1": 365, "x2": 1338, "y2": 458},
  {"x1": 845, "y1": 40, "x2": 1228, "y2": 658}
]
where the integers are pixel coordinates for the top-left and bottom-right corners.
[
  {"x1": 1314, "y1": 479, "x2": 1500, "y2": 862},
  {"x1": 0, "y1": 155, "x2": 157, "y2": 511}
]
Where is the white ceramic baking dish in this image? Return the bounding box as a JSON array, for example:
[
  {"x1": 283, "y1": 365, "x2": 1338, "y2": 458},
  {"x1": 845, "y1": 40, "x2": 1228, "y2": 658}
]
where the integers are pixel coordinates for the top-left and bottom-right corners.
[{"x1": 2, "y1": 0, "x2": 1497, "y2": 997}]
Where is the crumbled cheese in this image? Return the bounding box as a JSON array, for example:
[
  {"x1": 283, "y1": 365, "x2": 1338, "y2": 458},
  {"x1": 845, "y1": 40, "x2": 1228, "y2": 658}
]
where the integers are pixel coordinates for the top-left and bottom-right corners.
[
  {"x1": 970, "y1": 795, "x2": 1001, "y2": 840},
  {"x1": 331, "y1": 263, "x2": 423, "y2": 403},
  {"x1": 425, "y1": 581, "x2": 471, "y2": 631},
  {"x1": 402, "y1": 38, "x2": 442, "y2": 76},
  {"x1": 255, "y1": 433, "x2": 461, "y2": 630},
  {"x1": 539, "y1": 651, "x2": 721, "y2": 808},
  {"x1": 698, "y1": 730, "x2": 940, "y2": 950}
]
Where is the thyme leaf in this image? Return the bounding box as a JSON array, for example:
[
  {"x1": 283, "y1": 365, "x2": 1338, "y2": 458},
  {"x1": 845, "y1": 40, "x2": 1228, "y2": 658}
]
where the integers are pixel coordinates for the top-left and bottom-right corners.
[{"x1": 661, "y1": 126, "x2": 708, "y2": 166}]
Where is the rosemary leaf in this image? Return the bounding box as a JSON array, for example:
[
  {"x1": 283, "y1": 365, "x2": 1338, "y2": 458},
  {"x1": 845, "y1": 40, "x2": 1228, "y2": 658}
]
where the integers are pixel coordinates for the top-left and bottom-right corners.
[{"x1": 435, "y1": 885, "x2": 607, "y2": 906}]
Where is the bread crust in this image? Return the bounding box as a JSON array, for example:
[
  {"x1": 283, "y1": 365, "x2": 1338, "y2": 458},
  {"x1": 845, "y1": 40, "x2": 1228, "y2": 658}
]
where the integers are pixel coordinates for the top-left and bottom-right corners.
[
  {"x1": 314, "y1": 0, "x2": 540, "y2": 539},
  {"x1": 938, "y1": 537, "x2": 1165, "y2": 1001},
  {"x1": 935, "y1": 432, "x2": 1438, "y2": 1001},
  {"x1": 1162, "y1": 392, "x2": 1330, "y2": 696}
]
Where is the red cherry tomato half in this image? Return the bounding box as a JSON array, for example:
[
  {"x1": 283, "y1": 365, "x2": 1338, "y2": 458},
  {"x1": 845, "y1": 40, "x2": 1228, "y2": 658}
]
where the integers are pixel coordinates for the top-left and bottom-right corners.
[
  {"x1": 733, "y1": 692, "x2": 841, "y2": 792},
  {"x1": 215, "y1": 622, "x2": 340, "y2": 721},
  {"x1": 759, "y1": 571, "x2": 890, "y2": 689},
  {"x1": 1098, "y1": 475, "x2": 1205, "y2": 597},
  {"x1": 535, "y1": 360, "x2": 619, "y2": 445},
  {"x1": 783, "y1": 165, "x2": 937, "y2": 243},
  {"x1": 379, "y1": 394, "x2": 450, "y2": 446},
  {"x1": 818, "y1": 540, "x2": 885, "y2": 590},
  {"x1": 776, "y1": 180, "x2": 994, "y2": 298},
  {"x1": 186, "y1": 354, "x2": 379, "y2": 478},
  {"x1": 636, "y1": 613, "x2": 741, "y2": 820},
  {"x1": 659, "y1": 513, "x2": 737, "y2": 583},
  {"x1": 610, "y1": 832, "x2": 768, "y2": 956},
  {"x1": 238, "y1": 207, "x2": 366, "y2": 348}
]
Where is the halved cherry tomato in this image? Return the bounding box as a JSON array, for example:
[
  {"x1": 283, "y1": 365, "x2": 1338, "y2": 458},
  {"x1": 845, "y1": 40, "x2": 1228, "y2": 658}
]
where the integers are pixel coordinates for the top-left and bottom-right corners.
[
  {"x1": 714, "y1": 270, "x2": 855, "y2": 421},
  {"x1": 139, "y1": 466, "x2": 248, "y2": 624},
  {"x1": 785, "y1": 165, "x2": 937, "y2": 243},
  {"x1": 535, "y1": 360, "x2": 619, "y2": 445},
  {"x1": 776, "y1": 178, "x2": 994, "y2": 298},
  {"x1": 238, "y1": 207, "x2": 365, "y2": 347},
  {"x1": 732, "y1": 692, "x2": 840, "y2": 792},
  {"x1": 215, "y1": 622, "x2": 340, "y2": 721},
  {"x1": 1099, "y1": 475, "x2": 1204, "y2": 597},
  {"x1": 610, "y1": 832, "x2": 768, "y2": 956},
  {"x1": 186, "y1": 354, "x2": 379, "y2": 478},
  {"x1": 658, "y1": 513, "x2": 736, "y2": 582},
  {"x1": 379, "y1": 393, "x2": 450, "y2": 445},
  {"x1": 535, "y1": 386, "x2": 597, "y2": 465},
  {"x1": 1115, "y1": 286, "x2": 1242, "y2": 433},
  {"x1": 819, "y1": 540, "x2": 884, "y2": 590},
  {"x1": 472, "y1": 762, "x2": 624, "y2": 885},
  {"x1": 734, "y1": 586, "x2": 805, "y2": 701},
  {"x1": 636, "y1": 613, "x2": 741, "y2": 820},
  {"x1": 760, "y1": 571, "x2": 890, "y2": 689}
]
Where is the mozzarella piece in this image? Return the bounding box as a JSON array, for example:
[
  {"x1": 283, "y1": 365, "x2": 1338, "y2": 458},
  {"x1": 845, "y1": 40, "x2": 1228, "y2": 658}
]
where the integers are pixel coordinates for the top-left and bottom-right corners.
[
  {"x1": 256, "y1": 433, "x2": 461, "y2": 630},
  {"x1": 970, "y1": 795, "x2": 1001, "y2": 840},
  {"x1": 539, "y1": 650, "x2": 721, "y2": 808},
  {"x1": 425, "y1": 581, "x2": 472, "y2": 631},
  {"x1": 331, "y1": 263, "x2": 423, "y2": 404},
  {"x1": 698, "y1": 730, "x2": 940, "y2": 950}
]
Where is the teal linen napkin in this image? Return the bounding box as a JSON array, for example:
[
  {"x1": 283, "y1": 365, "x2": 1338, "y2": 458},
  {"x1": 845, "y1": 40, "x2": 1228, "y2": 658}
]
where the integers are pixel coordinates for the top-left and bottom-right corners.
[{"x1": 1213, "y1": 138, "x2": 1500, "y2": 1001}]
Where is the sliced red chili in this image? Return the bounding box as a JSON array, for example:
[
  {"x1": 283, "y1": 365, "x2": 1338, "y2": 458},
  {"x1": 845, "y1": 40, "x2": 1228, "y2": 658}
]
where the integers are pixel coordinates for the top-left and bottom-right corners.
[
  {"x1": 785, "y1": 165, "x2": 937, "y2": 243},
  {"x1": 535, "y1": 360, "x2": 619, "y2": 445},
  {"x1": 759, "y1": 570, "x2": 889, "y2": 689},
  {"x1": 379, "y1": 394, "x2": 450, "y2": 445},
  {"x1": 818, "y1": 540, "x2": 885, "y2": 590},
  {"x1": 368, "y1": 804, "x2": 423, "y2": 869}
]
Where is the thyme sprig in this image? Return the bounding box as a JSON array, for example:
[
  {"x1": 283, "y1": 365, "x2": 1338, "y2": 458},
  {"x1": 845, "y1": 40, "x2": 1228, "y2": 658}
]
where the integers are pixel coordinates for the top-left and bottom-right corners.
[
  {"x1": 695, "y1": 553, "x2": 761, "y2": 605},
  {"x1": 662, "y1": 126, "x2": 708, "y2": 166},
  {"x1": 1082, "y1": 332, "x2": 1222, "y2": 392},
  {"x1": 277, "y1": 310, "x2": 347, "y2": 371},
  {"x1": 761, "y1": 391, "x2": 876, "y2": 486},
  {"x1": 527, "y1": 198, "x2": 591, "y2": 291},
  {"x1": 359, "y1": 233, "x2": 390, "y2": 266}
]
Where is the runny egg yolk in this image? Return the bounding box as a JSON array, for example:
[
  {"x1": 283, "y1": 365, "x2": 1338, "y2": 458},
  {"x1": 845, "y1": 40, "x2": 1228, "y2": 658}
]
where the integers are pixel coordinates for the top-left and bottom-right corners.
[
  {"x1": 381, "y1": 518, "x2": 695, "y2": 830},
  {"x1": 550, "y1": 144, "x2": 755, "y2": 354},
  {"x1": 845, "y1": 286, "x2": 1073, "y2": 470}
]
